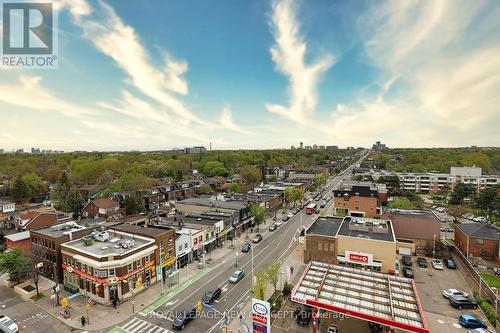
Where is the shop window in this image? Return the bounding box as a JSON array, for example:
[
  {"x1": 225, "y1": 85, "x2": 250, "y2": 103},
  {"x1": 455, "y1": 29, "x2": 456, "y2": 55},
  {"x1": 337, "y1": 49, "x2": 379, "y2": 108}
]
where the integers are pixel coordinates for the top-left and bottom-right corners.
[
  {"x1": 136, "y1": 259, "x2": 141, "y2": 268},
  {"x1": 145, "y1": 255, "x2": 150, "y2": 263},
  {"x1": 128, "y1": 263, "x2": 133, "y2": 272},
  {"x1": 108, "y1": 268, "x2": 115, "y2": 276}
]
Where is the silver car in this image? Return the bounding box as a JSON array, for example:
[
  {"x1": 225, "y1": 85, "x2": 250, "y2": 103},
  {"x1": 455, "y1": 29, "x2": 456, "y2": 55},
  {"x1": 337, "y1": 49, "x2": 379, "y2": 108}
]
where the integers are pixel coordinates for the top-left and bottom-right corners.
[{"x1": 229, "y1": 269, "x2": 245, "y2": 283}]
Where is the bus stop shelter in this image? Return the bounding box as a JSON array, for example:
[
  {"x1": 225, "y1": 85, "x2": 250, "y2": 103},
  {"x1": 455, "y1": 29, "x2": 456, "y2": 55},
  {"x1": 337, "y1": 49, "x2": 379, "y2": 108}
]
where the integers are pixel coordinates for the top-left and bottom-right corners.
[{"x1": 291, "y1": 261, "x2": 429, "y2": 333}]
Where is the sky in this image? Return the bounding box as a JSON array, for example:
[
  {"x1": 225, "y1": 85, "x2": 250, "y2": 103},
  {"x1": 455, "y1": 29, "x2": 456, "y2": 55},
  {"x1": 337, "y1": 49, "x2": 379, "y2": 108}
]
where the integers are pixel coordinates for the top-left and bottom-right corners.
[{"x1": 1, "y1": 0, "x2": 499, "y2": 151}]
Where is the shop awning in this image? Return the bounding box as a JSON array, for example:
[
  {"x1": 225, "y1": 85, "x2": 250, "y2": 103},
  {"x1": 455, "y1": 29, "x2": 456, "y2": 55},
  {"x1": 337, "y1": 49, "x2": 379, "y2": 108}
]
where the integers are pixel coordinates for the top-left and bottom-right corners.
[{"x1": 291, "y1": 261, "x2": 429, "y2": 333}]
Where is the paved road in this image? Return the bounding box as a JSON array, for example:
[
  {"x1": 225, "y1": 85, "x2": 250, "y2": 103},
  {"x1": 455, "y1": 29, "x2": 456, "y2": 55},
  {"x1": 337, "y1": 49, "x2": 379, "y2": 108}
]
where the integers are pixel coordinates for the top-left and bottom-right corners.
[
  {"x1": 110, "y1": 157, "x2": 362, "y2": 333},
  {"x1": 0, "y1": 286, "x2": 76, "y2": 333}
]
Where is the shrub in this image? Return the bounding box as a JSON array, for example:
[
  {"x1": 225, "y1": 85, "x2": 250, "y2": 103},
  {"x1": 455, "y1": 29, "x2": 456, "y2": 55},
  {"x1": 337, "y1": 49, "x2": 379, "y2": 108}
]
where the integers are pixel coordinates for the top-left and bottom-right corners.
[{"x1": 282, "y1": 281, "x2": 292, "y2": 296}]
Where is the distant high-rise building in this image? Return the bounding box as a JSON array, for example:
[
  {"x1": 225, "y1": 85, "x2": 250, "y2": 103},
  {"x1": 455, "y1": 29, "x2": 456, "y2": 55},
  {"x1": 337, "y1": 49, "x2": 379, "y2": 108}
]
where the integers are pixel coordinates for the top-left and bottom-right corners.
[
  {"x1": 300, "y1": 142, "x2": 303, "y2": 149},
  {"x1": 15, "y1": 149, "x2": 24, "y2": 154},
  {"x1": 0, "y1": 149, "x2": 4, "y2": 154},
  {"x1": 313, "y1": 144, "x2": 318, "y2": 149},
  {"x1": 184, "y1": 146, "x2": 207, "y2": 154},
  {"x1": 372, "y1": 141, "x2": 387, "y2": 152},
  {"x1": 31, "y1": 147, "x2": 41, "y2": 154},
  {"x1": 326, "y1": 145, "x2": 339, "y2": 151}
]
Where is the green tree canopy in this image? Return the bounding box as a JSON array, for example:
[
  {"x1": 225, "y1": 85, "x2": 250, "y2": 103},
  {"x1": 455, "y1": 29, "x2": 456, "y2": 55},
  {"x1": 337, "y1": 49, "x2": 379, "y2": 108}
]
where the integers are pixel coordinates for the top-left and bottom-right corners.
[
  {"x1": 240, "y1": 165, "x2": 262, "y2": 184},
  {"x1": 0, "y1": 248, "x2": 32, "y2": 284}
]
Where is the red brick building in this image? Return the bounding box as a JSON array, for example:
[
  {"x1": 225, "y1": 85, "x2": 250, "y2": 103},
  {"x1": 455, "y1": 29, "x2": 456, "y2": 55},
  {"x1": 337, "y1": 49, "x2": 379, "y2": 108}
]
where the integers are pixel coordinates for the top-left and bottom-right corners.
[
  {"x1": 82, "y1": 198, "x2": 121, "y2": 219},
  {"x1": 455, "y1": 223, "x2": 500, "y2": 263},
  {"x1": 333, "y1": 183, "x2": 383, "y2": 217},
  {"x1": 5, "y1": 231, "x2": 31, "y2": 255},
  {"x1": 16, "y1": 210, "x2": 57, "y2": 231}
]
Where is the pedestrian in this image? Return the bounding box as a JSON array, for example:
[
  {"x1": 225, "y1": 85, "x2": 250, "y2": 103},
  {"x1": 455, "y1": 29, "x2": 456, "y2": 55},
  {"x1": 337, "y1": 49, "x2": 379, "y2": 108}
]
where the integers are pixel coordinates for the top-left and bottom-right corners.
[
  {"x1": 112, "y1": 298, "x2": 117, "y2": 309},
  {"x1": 80, "y1": 315, "x2": 86, "y2": 327},
  {"x1": 290, "y1": 266, "x2": 294, "y2": 275}
]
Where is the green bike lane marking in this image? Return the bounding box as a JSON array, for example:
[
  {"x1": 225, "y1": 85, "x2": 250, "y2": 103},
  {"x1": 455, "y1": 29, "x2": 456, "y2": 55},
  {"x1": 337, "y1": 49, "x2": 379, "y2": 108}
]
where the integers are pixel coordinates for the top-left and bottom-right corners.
[
  {"x1": 107, "y1": 326, "x2": 128, "y2": 333},
  {"x1": 139, "y1": 268, "x2": 210, "y2": 316}
]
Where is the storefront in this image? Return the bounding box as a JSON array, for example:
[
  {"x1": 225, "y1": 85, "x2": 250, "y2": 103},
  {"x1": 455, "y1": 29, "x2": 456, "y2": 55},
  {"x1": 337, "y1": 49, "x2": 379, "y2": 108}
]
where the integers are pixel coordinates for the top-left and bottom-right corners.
[{"x1": 336, "y1": 250, "x2": 383, "y2": 272}]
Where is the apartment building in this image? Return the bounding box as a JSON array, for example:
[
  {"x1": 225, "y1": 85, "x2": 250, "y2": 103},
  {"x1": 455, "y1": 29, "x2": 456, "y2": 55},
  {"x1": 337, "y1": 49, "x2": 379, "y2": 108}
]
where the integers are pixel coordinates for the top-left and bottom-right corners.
[
  {"x1": 333, "y1": 182, "x2": 386, "y2": 217},
  {"x1": 455, "y1": 223, "x2": 500, "y2": 263},
  {"x1": 61, "y1": 229, "x2": 158, "y2": 305},
  {"x1": 82, "y1": 199, "x2": 121, "y2": 219}
]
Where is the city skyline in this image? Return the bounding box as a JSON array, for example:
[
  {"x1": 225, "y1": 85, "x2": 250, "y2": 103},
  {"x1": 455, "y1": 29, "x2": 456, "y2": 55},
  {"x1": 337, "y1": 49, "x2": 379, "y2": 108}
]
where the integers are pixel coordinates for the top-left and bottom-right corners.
[{"x1": 1, "y1": 0, "x2": 499, "y2": 151}]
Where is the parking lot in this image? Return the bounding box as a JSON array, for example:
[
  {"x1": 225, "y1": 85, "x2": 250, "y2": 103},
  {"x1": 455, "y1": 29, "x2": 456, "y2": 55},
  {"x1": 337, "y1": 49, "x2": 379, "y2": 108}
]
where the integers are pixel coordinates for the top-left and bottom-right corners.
[{"x1": 404, "y1": 255, "x2": 492, "y2": 333}]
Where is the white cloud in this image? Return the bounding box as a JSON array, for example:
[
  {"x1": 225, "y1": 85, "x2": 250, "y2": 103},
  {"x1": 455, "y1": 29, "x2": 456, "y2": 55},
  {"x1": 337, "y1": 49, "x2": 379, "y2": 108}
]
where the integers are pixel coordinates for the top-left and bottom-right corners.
[
  {"x1": 218, "y1": 105, "x2": 253, "y2": 135},
  {"x1": 266, "y1": 0, "x2": 334, "y2": 123}
]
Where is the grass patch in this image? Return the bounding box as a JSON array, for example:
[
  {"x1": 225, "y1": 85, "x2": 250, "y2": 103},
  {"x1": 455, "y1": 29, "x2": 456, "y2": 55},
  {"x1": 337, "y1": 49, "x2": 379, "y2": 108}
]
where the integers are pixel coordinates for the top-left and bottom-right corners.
[
  {"x1": 31, "y1": 293, "x2": 46, "y2": 301},
  {"x1": 480, "y1": 273, "x2": 500, "y2": 289}
]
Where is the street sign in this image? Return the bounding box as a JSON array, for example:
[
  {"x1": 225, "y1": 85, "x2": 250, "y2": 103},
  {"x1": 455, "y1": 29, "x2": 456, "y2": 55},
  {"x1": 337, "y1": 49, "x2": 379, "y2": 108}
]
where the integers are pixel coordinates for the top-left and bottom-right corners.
[
  {"x1": 251, "y1": 299, "x2": 271, "y2": 333},
  {"x1": 156, "y1": 264, "x2": 162, "y2": 281}
]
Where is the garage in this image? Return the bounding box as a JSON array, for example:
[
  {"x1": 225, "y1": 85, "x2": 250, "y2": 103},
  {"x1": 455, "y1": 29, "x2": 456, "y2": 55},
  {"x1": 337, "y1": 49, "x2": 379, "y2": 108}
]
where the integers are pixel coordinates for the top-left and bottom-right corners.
[{"x1": 398, "y1": 247, "x2": 412, "y2": 255}]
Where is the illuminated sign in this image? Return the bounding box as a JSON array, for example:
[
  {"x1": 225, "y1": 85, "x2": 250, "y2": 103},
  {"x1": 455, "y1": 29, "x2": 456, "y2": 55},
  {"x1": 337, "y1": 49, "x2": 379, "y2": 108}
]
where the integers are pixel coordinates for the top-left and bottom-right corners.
[{"x1": 252, "y1": 299, "x2": 270, "y2": 333}]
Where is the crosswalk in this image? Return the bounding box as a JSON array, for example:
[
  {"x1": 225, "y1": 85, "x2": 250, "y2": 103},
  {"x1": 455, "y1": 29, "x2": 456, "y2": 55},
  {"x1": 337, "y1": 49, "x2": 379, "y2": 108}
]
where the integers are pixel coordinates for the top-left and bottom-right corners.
[{"x1": 119, "y1": 317, "x2": 174, "y2": 333}]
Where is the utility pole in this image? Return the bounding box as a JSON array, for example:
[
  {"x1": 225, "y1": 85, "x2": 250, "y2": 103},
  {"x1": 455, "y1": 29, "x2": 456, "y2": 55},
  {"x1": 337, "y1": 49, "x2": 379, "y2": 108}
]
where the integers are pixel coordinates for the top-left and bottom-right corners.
[{"x1": 432, "y1": 234, "x2": 436, "y2": 259}]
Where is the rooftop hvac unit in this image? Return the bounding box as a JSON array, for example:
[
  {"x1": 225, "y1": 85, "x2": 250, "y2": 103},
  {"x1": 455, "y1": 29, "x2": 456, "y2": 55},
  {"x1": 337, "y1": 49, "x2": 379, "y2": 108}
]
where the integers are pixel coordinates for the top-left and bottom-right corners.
[
  {"x1": 93, "y1": 231, "x2": 110, "y2": 242},
  {"x1": 82, "y1": 237, "x2": 93, "y2": 246}
]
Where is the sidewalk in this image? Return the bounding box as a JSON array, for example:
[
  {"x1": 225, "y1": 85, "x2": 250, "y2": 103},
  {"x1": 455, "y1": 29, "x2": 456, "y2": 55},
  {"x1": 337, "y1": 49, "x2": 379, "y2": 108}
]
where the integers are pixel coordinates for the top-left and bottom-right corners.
[
  {"x1": 228, "y1": 242, "x2": 307, "y2": 333},
  {"x1": 26, "y1": 228, "x2": 263, "y2": 331}
]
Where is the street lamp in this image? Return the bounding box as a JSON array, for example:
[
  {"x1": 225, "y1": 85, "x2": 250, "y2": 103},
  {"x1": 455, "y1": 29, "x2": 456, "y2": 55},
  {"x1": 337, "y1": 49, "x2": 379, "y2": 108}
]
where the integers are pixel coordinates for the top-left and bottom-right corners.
[{"x1": 433, "y1": 234, "x2": 436, "y2": 259}]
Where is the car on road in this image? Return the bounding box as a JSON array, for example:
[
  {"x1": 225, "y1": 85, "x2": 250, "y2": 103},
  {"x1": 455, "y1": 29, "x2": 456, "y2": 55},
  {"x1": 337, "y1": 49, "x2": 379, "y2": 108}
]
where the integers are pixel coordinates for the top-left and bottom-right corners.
[
  {"x1": 252, "y1": 233, "x2": 263, "y2": 243},
  {"x1": 294, "y1": 304, "x2": 312, "y2": 326},
  {"x1": 458, "y1": 314, "x2": 487, "y2": 329},
  {"x1": 229, "y1": 269, "x2": 245, "y2": 283},
  {"x1": 402, "y1": 267, "x2": 414, "y2": 278},
  {"x1": 275, "y1": 220, "x2": 283, "y2": 227},
  {"x1": 432, "y1": 259, "x2": 444, "y2": 270},
  {"x1": 172, "y1": 307, "x2": 197, "y2": 330},
  {"x1": 417, "y1": 257, "x2": 428, "y2": 268},
  {"x1": 268, "y1": 224, "x2": 277, "y2": 231},
  {"x1": 282, "y1": 215, "x2": 289, "y2": 222},
  {"x1": 293, "y1": 208, "x2": 299, "y2": 214},
  {"x1": 402, "y1": 255, "x2": 412, "y2": 266},
  {"x1": 320, "y1": 203, "x2": 326, "y2": 208},
  {"x1": 326, "y1": 324, "x2": 340, "y2": 333},
  {"x1": 0, "y1": 316, "x2": 18, "y2": 333},
  {"x1": 449, "y1": 295, "x2": 478, "y2": 309},
  {"x1": 444, "y1": 258, "x2": 457, "y2": 269},
  {"x1": 202, "y1": 287, "x2": 222, "y2": 304},
  {"x1": 241, "y1": 243, "x2": 251, "y2": 253},
  {"x1": 287, "y1": 212, "x2": 294, "y2": 218},
  {"x1": 473, "y1": 216, "x2": 488, "y2": 223},
  {"x1": 442, "y1": 288, "x2": 467, "y2": 299}
]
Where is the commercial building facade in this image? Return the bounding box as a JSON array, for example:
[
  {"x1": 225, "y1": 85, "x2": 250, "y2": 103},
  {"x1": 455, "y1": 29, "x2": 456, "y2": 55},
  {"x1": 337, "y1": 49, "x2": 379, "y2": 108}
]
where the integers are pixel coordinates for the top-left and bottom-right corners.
[{"x1": 333, "y1": 183, "x2": 386, "y2": 217}]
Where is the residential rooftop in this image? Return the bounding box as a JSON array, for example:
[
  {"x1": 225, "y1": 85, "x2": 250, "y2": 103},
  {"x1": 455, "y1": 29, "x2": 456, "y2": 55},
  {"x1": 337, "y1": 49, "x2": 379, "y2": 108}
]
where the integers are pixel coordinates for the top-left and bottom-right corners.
[
  {"x1": 5, "y1": 231, "x2": 30, "y2": 242},
  {"x1": 456, "y1": 223, "x2": 500, "y2": 240},
  {"x1": 32, "y1": 220, "x2": 96, "y2": 238}
]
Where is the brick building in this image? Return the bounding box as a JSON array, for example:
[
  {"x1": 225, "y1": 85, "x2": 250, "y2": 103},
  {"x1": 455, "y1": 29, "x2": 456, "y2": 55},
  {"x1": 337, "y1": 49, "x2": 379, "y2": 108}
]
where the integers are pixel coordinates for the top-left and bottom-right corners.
[
  {"x1": 30, "y1": 221, "x2": 95, "y2": 283},
  {"x1": 16, "y1": 209, "x2": 57, "y2": 231},
  {"x1": 333, "y1": 183, "x2": 384, "y2": 217},
  {"x1": 5, "y1": 231, "x2": 31, "y2": 255},
  {"x1": 82, "y1": 198, "x2": 121, "y2": 219},
  {"x1": 454, "y1": 223, "x2": 500, "y2": 263}
]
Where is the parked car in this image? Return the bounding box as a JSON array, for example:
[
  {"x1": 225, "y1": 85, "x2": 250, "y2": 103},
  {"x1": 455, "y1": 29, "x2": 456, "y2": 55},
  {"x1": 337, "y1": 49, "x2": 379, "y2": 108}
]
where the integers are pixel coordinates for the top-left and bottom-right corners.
[
  {"x1": 442, "y1": 288, "x2": 467, "y2": 299},
  {"x1": 275, "y1": 220, "x2": 283, "y2": 227},
  {"x1": 282, "y1": 215, "x2": 289, "y2": 222},
  {"x1": 458, "y1": 314, "x2": 487, "y2": 329},
  {"x1": 417, "y1": 257, "x2": 428, "y2": 268},
  {"x1": 292, "y1": 208, "x2": 299, "y2": 214},
  {"x1": 293, "y1": 305, "x2": 312, "y2": 326},
  {"x1": 402, "y1": 267, "x2": 414, "y2": 278},
  {"x1": 402, "y1": 256, "x2": 413, "y2": 266},
  {"x1": 241, "y1": 243, "x2": 251, "y2": 253},
  {"x1": 449, "y1": 295, "x2": 478, "y2": 309},
  {"x1": 326, "y1": 324, "x2": 340, "y2": 333},
  {"x1": 473, "y1": 217, "x2": 488, "y2": 223},
  {"x1": 444, "y1": 258, "x2": 457, "y2": 269},
  {"x1": 320, "y1": 203, "x2": 326, "y2": 208},
  {"x1": 252, "y1": 234, "x2": 263, "y2": 243},
  {"x1": 269, "y1": 224, "x2": 277, "y2": 231},
  {"x1": 0, "y1": 316, "x2": 18, "y2": 333},
  {"x1": 172, "y1": 307, "x2": 197, "y2": 330},
  {"x1": 432, "y1": 259, "x2": 444, "y2": 270},
  {"x1": 287, "y1": 212, "x2": 294, "y2": 218},
  {"x1": 202, "y1": 287, "x2": 222, "y2": 304},
  {"x1": 229, "y1": 269, "x2": 245, "y2": 283}
]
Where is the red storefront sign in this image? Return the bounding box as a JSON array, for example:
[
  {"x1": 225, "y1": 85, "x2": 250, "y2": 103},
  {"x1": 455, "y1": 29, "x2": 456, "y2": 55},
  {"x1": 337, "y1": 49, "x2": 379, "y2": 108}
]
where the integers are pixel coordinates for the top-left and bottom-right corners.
[{"x1": 348, "y1": 253, "x2": 369, "y2": 263}]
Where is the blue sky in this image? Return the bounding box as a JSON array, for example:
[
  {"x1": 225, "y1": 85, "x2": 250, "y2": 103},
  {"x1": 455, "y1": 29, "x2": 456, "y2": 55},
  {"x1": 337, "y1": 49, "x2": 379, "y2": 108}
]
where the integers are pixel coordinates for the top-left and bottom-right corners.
[{"x1": 1, "y1": 0, "x2": 499, "y2": 151}]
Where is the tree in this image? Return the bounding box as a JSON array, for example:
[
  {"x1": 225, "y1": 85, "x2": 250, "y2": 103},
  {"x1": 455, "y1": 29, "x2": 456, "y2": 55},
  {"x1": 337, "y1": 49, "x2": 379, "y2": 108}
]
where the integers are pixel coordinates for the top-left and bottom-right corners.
[
  {"x1": 10, "y1": 176, "x2": 30, "y2": 201},
  {"x1": 284, "y1": 188, "x2": 293, "y2": 207},
  {"x1": 314, "y1": 174, "x2": 327, "y2": 187},
  {"x1": 268, "y1": 175, "x2": 278, "y2": 183},
  {"x1": 475, "y1": 186, "x2": 499, "y2": 216},
  {"x1": 447, "y1": 205, "x2": 472, "y2": 222},
  {"x1": 202, "y1": 161, "x2": 229, "y2": 177},
  {"x1": 250, "y1": 204, "x2": 265, "y2": 230},
  {"x1": 240, "y1": 165, "x2": 262, "y2": 184},
  {"x1": 53, "y1": 171, "x2": 71, "y2": 207},
  {"x1": 229, "y1": 182, "x2": 240, "y2": 193},
  {"x1": 0, "y1": 248, "x2": 32, "y2": 284},
  {"x1": 449, "y1": 182, "x2": 476, "y2": 205},
  {"x1": 197, "y1": 184, "x2": 212, "y2": 195},
  {"x1": 291, "y1": 188, "x2": 304, "y2": 207},
  {"x1": 65, "y1": 188, "x2": 87, "y2": 219},
  {"x1": 265, "y1": 261, "x2": 281, "y2": 294},
  {"x1": 21, "y1": 172, "x2": 45, "y2": 197},
  {"x1": 123, "y1": 194, "x2": 144, "y2": 215},
  {"x1": 254, "y1": 269, "x2": 268, "y2": 301},
  {"x1": 377, "y1": 175, "x2": 400, "y2": 197}
]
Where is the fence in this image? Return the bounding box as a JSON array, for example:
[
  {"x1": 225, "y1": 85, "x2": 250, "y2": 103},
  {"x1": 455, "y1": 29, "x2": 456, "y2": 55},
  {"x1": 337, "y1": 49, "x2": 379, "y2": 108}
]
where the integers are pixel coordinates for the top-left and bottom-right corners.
[{"x1": 452, "y1": 245, "x2": 499, "y2": 315}]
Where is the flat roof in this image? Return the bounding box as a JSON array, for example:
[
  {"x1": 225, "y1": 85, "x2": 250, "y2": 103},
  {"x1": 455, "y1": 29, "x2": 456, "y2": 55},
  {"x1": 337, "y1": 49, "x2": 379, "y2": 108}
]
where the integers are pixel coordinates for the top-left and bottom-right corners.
[
  {"x1": 62, "y1": 230, "x2": 154, "y2": 258},
  {"x1": 109, "y1": 224, "x2": 173, "y2": 238},
  {"x1": 337, "y1": 216, "x2": 395, "y2": 242},
  {"x1": 5, "y1": 231, "x2": 30, "y2": 242},
  {"x1": 32, "y1": 220, "x2": 96, "y2": 238},
  {"x1": 456, "y1": 223, "x2": 500, "y2": 240},
  {"x1": 307, "y1": 217, "x2": 343, "y2": 237},
  {"x1": 178, "y1": 197, "x2": 246, "y2": 210},
  {"x1": 383, "y1": 209, "x2": 438, "y2": 220},
  {"x1": 291, "y1": 261, "x2": 429, "y2": 333}
]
